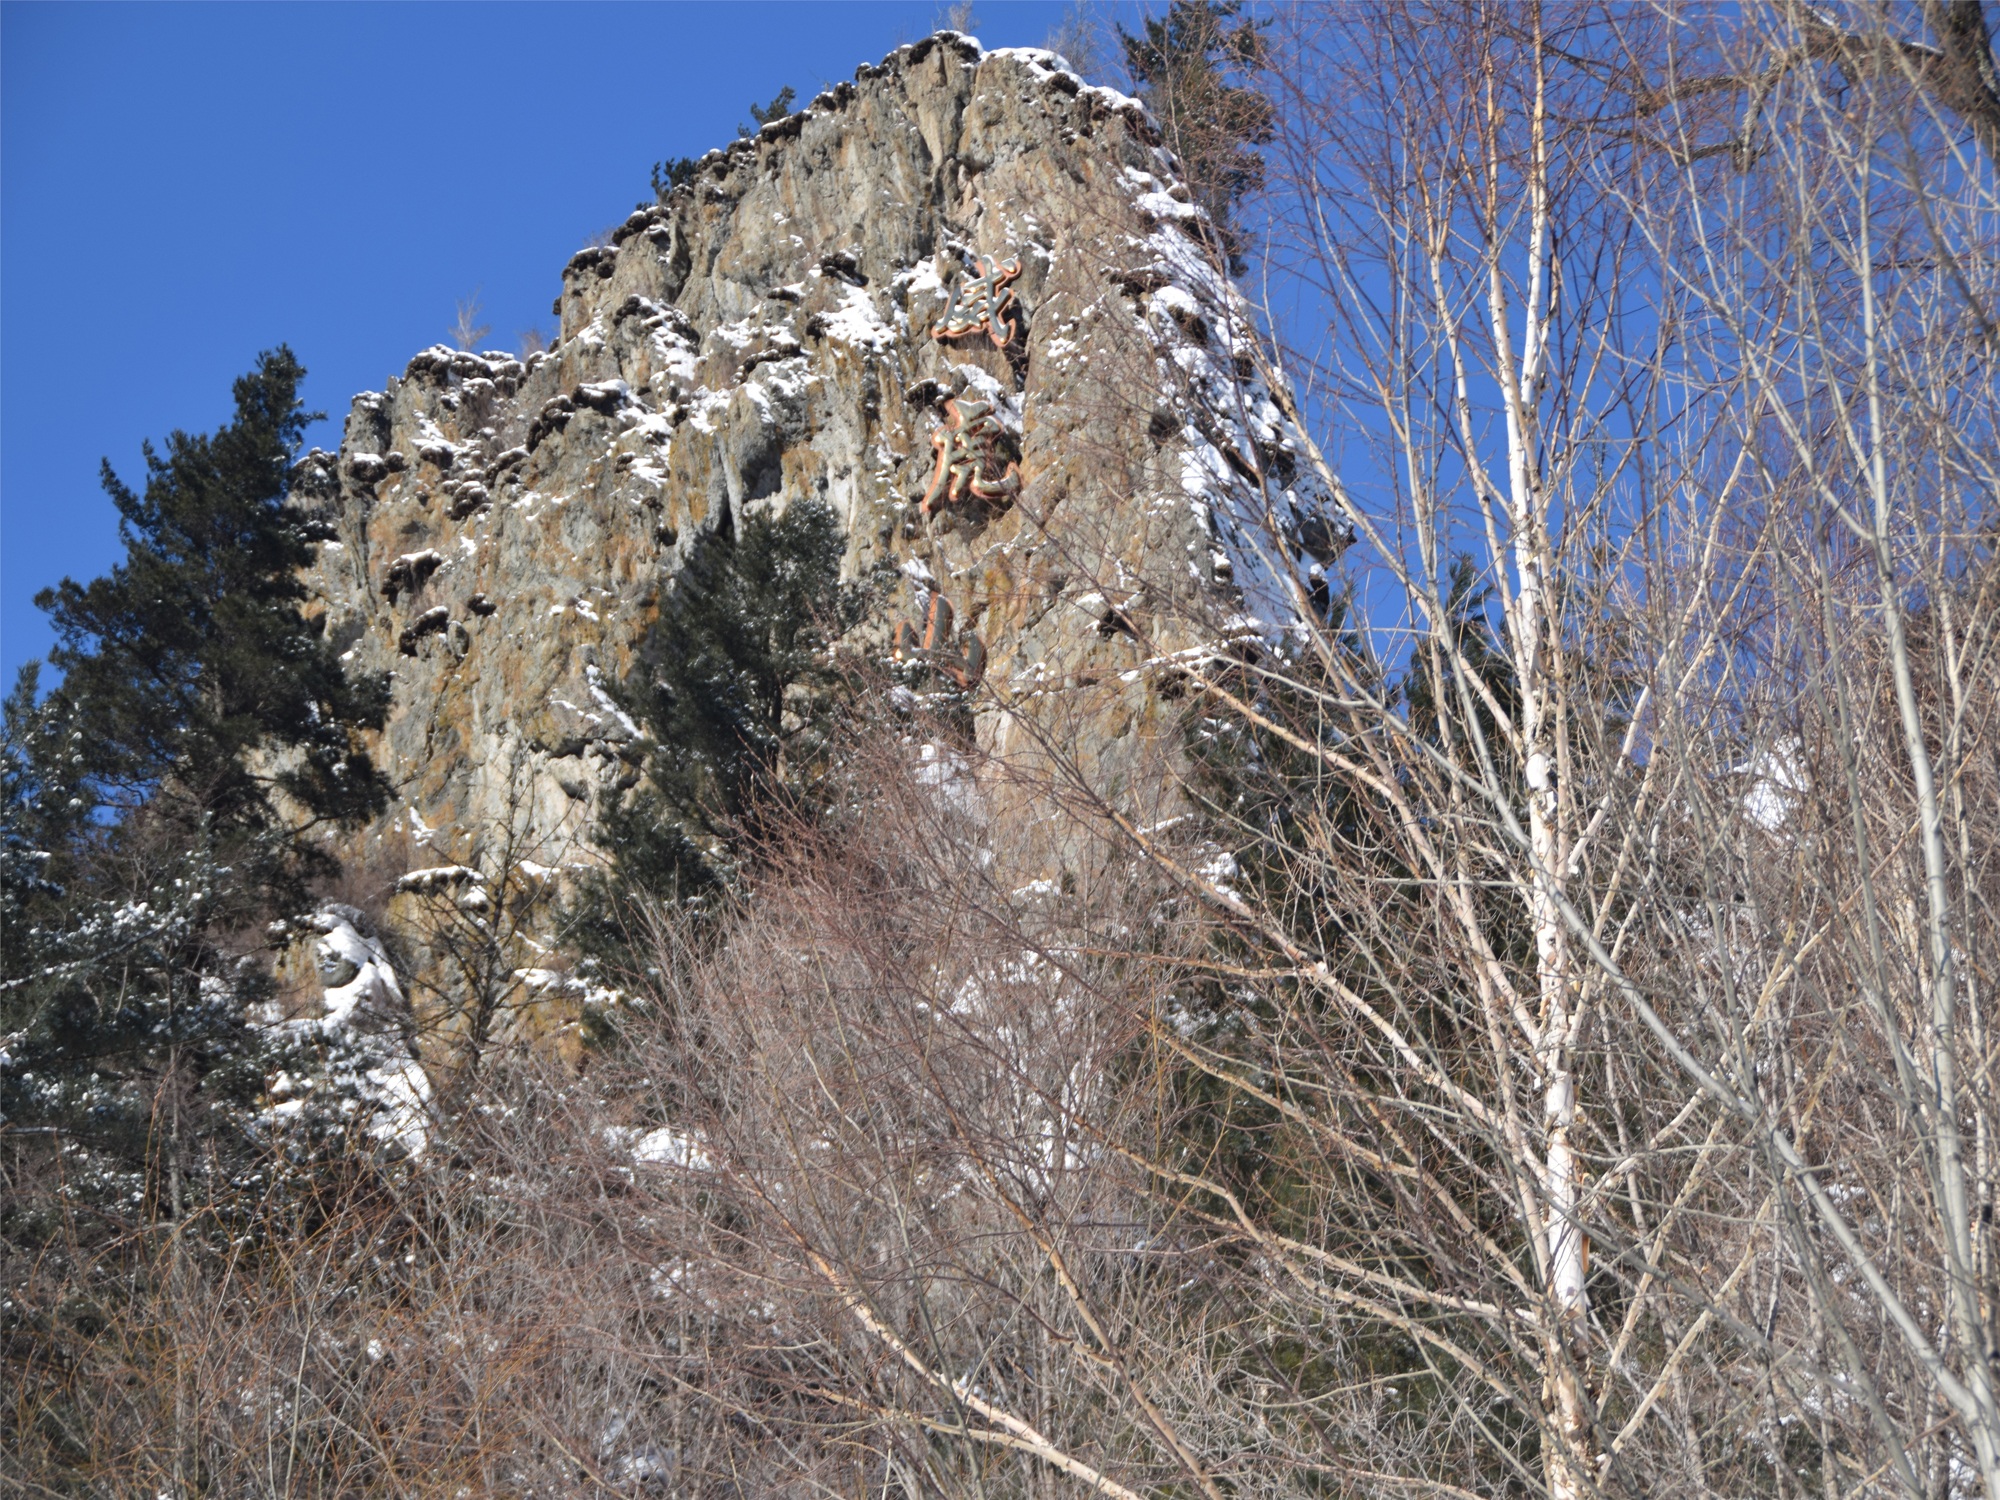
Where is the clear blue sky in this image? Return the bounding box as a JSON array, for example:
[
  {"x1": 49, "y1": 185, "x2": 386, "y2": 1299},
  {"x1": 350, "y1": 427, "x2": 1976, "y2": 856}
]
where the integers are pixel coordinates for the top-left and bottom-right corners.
[{"x1": 1, "y1": 1, "x2": 1091, "y2": 686}]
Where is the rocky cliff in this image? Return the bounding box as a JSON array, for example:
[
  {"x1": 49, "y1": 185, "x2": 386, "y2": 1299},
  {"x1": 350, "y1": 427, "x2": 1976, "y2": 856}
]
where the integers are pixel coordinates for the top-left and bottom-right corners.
[{"x1": 289, "y1": 33, "x2": 1333, "y2": 1016}]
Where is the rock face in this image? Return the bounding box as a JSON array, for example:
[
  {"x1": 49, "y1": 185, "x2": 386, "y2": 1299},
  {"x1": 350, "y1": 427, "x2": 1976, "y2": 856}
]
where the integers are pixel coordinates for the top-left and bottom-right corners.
[{"x1": 294, "y1": 33, "x2": 1330, "y2": 929}]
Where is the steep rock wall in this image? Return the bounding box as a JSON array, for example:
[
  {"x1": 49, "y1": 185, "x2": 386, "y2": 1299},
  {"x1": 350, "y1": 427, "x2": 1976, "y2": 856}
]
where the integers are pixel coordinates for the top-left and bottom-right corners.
[{"x1": 293, "y1": 32, "x2": 1329, "y2": 913}]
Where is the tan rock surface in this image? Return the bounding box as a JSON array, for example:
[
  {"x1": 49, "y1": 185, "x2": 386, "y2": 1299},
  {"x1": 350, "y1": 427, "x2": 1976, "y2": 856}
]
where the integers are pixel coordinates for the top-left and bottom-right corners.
[{"x1": 295, "y1": 33, "x2": 1332, "y2": 945}]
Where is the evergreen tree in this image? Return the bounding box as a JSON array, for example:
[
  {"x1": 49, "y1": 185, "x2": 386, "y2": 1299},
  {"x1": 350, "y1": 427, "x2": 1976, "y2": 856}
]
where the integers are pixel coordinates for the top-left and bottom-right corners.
[
  {"x1": 1401, "y1": 556, "x2": 1522, "y2": 775},
  {"x1": 571, "y1": 501, "x2": 869, "y2": 962},
  {"x1": 34, "y1": 346, "x2": 389, "y2": 846},
  {"x1": 2, "y1": 348, "x2": 391, "y2": 1209},
  {"x1": 1119, "y1": 0, "x2": 1274, "y2": 272},
  {"x1": 739, "y1": 85, "x2": 797, "y2": 137},
  {"x1": 653, "y1": 87, "x2": 794, "y2": 202},
  {"x1": 1167, "y1": 577, "x2": 1528, "y2": 1426},
  {"x1": 0, "y1": 666, "x2": 86, "y2": 985},
  {"x1": 651, "y1": 155, "x2": 701, "y2": 201}
]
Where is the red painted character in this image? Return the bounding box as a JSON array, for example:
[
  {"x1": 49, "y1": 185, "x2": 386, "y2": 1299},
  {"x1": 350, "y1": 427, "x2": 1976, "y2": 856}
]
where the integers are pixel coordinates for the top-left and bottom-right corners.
[
  {"x1": 922, "y1": 397, "x2": 1020, "y2": 518},
  {"x1": 891, "y1": 591, "x2": 986, "y2": 690},
  {"x1": 930, "y1": 255, "x2": 1023, "y2": 349}
]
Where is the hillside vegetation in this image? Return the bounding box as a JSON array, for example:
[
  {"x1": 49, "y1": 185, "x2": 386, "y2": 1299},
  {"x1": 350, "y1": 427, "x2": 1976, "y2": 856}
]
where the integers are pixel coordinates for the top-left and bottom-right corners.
[{"x1": 6, "y1": 6, "x2": 2000, "y2": 1498}]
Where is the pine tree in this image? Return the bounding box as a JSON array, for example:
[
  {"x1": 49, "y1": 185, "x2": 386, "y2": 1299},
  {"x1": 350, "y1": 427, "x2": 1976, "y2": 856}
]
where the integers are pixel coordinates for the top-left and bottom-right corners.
[
  {"x1": 0, "y1": 666, "x2": 86, "y2": 982},
  {"x1": 570, "y1": 500, "x2": 870, "y2": 963},
  {"x1": 651, "y1": 155, "x2": 701, "y2": 201},
  {"x1": 2, "y1": 348, "x2": 391, "y2": 1211},
  {"x1": 739, "y1": 85, "x2": 797, "y2": 138},
  {"x1": 653, "y1": 86, "x2": 794, "y2": 202},
  {"x1": 1166, "y1": 578, "x2": 1531, "y2": 1425},
  {"x1": 35, "y1": 346, "x2": 389, "y2": 846},
  {"x1": 1120, "y1": 0, "x2": 1274, "y2": 272},
  {"x1": 1401, "y1": 556, "x2": 1522, "y2": 773}
]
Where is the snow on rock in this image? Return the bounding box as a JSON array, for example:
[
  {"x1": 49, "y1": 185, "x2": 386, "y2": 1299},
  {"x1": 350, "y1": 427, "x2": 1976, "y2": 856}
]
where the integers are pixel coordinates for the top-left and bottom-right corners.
[
  {"x1": 989, "y1": 44, "x2": 1083, "y2": 79},
  {"x1": 516, "y1": 964, "x2": 626, "y2": 1016},
  {"x1": 584, "y1": 664, "x2": 644, "y2": 740},
  {"x1": 1135, "y1": 190, "x2": 1204, "y2": 224},
  {"x1": 263, "y1": 905, "x2": 431, "y2": 1158},
  {"x1": 1738, "y1": 740, "x2": 1806, "y2": 832},
  {"x1": 395, "y1": 864, "x2": 484, "y2": 894},
  {"x1": 948, "y1": 362, "x2": 1022, "y2": 433},
  {"x1": 816, "y1": 284, "x2": 897, "y2": 351},
  {"x1": 383, "y1": 548, "x2": 444, "y2": 601},
  {"x1": 605, "y1": 1123, "x2": 714, "y2": 1172},
  {"x1": 1109, "y1": 162, "x2": 1351, "y2": 638},
  {"x1": 915, "y1": 740, "x2": 983, "y2": 828},
  {"x1": 296, "y1": 32, "x2": 1308, "y2": 1012}
]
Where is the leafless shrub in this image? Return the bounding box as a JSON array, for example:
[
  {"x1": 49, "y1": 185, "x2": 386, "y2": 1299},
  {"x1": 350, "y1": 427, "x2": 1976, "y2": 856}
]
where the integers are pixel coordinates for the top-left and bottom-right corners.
[
  {"x1": 574, "y1": 709, "x2": 1209, "y2": 1496},
  {"x1": 13, "y1": 8, "x2": 1995, "y2": 1497},
  {"x1": 1043, "y1": 2, "x2": 1101, "y2": 79},
  {"x1": 449, "y1": 294, "x2": 491, "y2": 353},
  {"x1": 3, "y1": 714, "x2": 1211, "y2": 1497},
  {"x1": 6, "y1": 1079, "x2": 691, "y2": 1495}
]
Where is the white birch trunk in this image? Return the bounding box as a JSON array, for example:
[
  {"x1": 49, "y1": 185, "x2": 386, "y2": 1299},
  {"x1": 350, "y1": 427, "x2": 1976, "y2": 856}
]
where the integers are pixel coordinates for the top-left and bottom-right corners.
[{"x1": 1488, "y1": 22, "x2": 1593, "y2": 1493}]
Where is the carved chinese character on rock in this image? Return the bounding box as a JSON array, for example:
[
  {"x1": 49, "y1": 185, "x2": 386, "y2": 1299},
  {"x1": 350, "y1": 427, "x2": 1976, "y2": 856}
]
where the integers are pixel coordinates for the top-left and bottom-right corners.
[
  {"x1": 922, "y1": 396, "x2": 1020, "y2": 518},
  {"x1": 891, "y1": 591, "x2": 986, "y2": 690},
  {"x1": 930, "y1": 255, "x2": 1023, "y2": 348}
]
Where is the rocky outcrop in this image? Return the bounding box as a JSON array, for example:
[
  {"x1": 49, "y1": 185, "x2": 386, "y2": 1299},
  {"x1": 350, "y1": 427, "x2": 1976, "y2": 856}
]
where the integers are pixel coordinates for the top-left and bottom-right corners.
[{"x1": 293, "y1": 32, "x2": 1334, "y2": 924}]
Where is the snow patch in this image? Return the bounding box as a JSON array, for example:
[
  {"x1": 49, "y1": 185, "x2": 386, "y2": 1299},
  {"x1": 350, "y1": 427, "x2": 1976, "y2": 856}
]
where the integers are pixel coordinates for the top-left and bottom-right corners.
[
  {"x1": 819, "y1": 284, "x2": 896, "y2": 351},
  {"x1": 261, "y1": 907, "x2": 431, "y2": 1158},
  {"x1": 396, "y1": 865, "x2": 484, "y2": 894},
  {"x1": 584, "y1": 665, "x2": 644, "y2": 740}
]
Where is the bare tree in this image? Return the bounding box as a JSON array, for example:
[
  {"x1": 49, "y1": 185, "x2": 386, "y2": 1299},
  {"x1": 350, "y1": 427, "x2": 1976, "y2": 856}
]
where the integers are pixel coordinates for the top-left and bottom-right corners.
[
  {"x1": 1044, "y1": 1, "x2": 1101, "y2": 78},
  {"x1": 1601, "y1": 8, "x2": 2000, "y2": 1492},
  {"x1": 449, "y1": 293, "x2": 491, "y2": 353},
  {"x1": 847, "y1": 3, "x2": 2000, "y2": 1497},
  {"x1": 1021, "y1": 3, "x2": 2000, "y2": 1496}
]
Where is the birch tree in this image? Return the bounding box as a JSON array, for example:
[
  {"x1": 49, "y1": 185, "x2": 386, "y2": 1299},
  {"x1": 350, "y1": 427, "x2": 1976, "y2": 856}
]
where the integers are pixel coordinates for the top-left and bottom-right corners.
[
  {"x1": 1234, "y1": 9, "x2": 1651, "y2": 1491},
  {"x1": 1078, "y1": 3, "x2": 2000, "y2": 1495}
]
